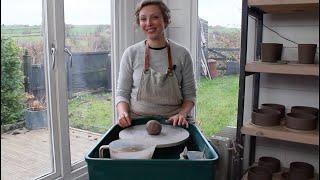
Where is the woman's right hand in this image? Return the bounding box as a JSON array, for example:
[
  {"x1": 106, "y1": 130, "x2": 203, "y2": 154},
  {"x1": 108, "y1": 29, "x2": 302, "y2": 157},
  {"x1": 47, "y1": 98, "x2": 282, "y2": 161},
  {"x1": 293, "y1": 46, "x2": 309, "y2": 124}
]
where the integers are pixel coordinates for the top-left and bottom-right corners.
[{"x1": 118, "y1": 111, "x2": 132, "y2": 128}]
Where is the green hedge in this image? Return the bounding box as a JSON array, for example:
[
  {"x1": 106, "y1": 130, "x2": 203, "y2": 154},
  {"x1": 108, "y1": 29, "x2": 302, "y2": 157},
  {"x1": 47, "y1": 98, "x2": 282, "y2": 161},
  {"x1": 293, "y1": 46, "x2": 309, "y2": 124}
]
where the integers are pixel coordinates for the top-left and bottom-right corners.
[{"x1": 1, "y1": 37, "x2": 25, "y2": 125}]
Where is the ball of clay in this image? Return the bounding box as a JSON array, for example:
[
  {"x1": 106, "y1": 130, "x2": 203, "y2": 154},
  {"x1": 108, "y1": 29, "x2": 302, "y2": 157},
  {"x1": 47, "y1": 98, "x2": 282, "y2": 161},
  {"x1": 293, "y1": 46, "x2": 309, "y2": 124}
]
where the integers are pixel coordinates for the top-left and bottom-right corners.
[{"x1": 146, "y1": 120, "x2": 162, "y2": 135}]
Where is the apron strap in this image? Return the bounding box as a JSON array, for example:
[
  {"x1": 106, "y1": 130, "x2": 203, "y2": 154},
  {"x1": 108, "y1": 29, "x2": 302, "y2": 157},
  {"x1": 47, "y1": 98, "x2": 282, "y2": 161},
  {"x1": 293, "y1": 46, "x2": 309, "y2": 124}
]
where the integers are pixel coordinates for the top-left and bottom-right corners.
[{"x1": 144, "y1": 40, "x2": 173, "y2": 74}]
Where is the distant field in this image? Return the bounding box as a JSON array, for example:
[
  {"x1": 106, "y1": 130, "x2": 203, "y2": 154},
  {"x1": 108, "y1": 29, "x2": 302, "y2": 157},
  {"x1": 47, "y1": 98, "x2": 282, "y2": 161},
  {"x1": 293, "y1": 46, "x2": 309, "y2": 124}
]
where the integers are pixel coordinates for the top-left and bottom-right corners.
[{"x1": 1, "y1": 24, "x2": 110, "y2": 37}]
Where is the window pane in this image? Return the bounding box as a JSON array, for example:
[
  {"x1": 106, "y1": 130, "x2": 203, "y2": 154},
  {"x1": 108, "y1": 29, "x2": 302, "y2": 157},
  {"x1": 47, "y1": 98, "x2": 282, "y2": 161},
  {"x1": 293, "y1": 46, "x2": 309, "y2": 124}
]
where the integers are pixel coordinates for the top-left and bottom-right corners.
[
  {"x1": 64, "y1": 0, "x2": 112, "y2": 165},
  {"x1": 197, "y1": 0, "x2": 241, "y2": 136},
  {"x1": 1, "y1": 0, "x2": 54, "y2": 179}
]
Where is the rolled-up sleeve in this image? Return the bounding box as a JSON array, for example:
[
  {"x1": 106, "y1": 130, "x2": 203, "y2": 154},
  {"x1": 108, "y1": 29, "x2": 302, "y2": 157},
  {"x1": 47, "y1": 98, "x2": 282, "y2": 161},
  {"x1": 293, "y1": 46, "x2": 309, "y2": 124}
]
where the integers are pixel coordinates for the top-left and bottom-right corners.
[
  {"x1": 115, "y1": 48, "x2": 133, "y2": 106},
  {"x1": 181, "y1": 50, "x2": 196, "y2": 104}
]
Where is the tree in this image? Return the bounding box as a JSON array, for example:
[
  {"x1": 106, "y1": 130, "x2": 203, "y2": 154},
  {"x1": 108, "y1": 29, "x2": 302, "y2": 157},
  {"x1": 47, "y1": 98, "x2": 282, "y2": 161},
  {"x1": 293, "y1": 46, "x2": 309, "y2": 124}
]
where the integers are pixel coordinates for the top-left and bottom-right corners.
[{"x1": 1, "y1": 37, "x2": 25, "y2": 125}]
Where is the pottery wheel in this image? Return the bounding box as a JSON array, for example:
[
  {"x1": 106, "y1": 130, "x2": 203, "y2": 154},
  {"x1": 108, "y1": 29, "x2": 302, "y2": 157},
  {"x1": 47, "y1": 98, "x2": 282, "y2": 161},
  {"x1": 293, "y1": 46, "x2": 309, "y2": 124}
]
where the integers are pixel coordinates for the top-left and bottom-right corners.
[{"x1": 119, "y1": 124, "x2": 189, "y2": 148}]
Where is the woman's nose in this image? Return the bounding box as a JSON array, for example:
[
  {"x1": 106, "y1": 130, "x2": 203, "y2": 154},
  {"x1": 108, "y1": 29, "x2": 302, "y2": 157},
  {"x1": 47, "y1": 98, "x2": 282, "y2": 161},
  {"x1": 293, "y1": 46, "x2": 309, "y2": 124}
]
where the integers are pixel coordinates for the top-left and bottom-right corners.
[{"x1": 146, "y1": 18, "x2": 152, "y2": 26}]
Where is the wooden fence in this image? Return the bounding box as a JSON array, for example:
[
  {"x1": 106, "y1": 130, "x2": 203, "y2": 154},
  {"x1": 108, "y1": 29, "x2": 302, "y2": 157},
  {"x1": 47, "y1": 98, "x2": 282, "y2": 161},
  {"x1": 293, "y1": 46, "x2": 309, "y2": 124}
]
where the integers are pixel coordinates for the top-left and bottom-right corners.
[{"x1": 23, "y1": 51, "x2": 111, "y2": 99}]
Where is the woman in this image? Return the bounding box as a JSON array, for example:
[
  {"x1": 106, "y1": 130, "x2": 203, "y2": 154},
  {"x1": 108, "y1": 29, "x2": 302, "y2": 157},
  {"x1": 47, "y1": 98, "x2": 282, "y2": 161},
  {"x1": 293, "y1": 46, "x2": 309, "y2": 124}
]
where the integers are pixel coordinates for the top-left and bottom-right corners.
[{"x1": 116, "y1": 0, "x2": 196, "y2": 128}]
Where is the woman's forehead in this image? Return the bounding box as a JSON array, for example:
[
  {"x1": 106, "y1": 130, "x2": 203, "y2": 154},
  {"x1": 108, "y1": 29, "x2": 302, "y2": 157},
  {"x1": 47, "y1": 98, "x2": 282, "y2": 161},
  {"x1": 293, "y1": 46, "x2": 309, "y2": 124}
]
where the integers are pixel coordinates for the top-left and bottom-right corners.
[{"x1": 139, "y1": 5, "x2": 162, "y2": 16}]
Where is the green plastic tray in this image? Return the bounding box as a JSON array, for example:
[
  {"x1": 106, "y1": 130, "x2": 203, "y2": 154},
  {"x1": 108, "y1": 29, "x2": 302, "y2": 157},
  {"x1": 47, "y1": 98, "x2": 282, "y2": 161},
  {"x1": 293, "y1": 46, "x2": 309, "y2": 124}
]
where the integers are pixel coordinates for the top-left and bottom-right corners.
[{"x1": 85, "y1": 116, "x2": 219, "y2": 180}]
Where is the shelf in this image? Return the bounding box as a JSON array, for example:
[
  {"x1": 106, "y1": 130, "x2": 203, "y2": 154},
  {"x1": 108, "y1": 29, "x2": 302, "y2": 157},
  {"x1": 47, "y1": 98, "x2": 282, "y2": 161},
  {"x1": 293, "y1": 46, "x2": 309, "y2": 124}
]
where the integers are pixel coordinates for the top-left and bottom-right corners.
[
  {"x1": 248, "y1": 0, "x2": 319, "y2": 14},
  {"x1": 245, "y1": 62, "x2": 319, "y2": 76},
  {"x1": 241, "y1": 123, "x2": 319, "y2": 145}
]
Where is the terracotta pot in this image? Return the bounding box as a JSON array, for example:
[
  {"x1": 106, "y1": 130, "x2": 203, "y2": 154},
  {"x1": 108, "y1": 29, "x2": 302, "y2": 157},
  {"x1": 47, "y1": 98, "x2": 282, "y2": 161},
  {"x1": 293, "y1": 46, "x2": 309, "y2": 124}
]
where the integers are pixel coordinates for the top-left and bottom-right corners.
[
  {"x1": 298, "y1": 44, "x2": 317, "y2": 64},
  {"x1": 258, "y1": 156, "x2": 281, "y2": 173},
  {"x1": 290, "y1": 162, "x2": 314, "y2": 179},
  {"x1": 261, "y1": 43, "x2": 283, "y2": 62},
  {"x1": 291, "y1": 106, "x2": 319, "y2": 118},
  {"x1": 248, "y1": 166, "x2": 272, "y2": 180},
  {"x1": 252, "y1": 108, "x2": 281, "y2": 126},
  {"x1": 261, "y1": 103, "x2": 286, "y2": 118},
  {"x1": 286, "y1": 113, "x2": 317, "y2": 130}
]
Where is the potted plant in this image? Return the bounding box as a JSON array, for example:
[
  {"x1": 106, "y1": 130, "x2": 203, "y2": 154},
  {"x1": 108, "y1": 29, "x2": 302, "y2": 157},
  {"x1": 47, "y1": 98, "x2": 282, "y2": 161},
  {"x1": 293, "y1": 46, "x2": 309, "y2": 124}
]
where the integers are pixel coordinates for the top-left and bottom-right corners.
[{"x1": 24, "y1": 93, "x2": 48, "y2": 130}]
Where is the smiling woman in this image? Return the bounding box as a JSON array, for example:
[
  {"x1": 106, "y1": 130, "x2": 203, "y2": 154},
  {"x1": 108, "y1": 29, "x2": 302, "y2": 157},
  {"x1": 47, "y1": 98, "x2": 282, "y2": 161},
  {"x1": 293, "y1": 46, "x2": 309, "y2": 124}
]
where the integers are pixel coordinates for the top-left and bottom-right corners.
[{"x1": 116, "y1": 0, "x2": 196, "y2": 129}]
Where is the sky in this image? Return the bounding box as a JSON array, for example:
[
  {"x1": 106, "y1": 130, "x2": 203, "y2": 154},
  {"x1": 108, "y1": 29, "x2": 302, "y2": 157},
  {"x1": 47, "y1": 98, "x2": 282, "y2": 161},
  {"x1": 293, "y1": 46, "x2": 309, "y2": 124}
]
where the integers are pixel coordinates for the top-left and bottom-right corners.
[{"x1": 1, "y1": 0, "x2": 241, "y2": 27}]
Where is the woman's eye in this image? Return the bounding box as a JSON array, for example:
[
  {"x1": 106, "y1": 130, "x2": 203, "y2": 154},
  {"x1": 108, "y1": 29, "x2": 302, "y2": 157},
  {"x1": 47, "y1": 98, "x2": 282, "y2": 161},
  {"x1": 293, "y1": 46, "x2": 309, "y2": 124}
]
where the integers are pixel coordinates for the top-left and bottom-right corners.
[
  {"x1": 152, "y1": 16, "x2": 160, "y2": 19},
  {"x1": 140, "y1": 18, "x2": 146, "y2": 22}
]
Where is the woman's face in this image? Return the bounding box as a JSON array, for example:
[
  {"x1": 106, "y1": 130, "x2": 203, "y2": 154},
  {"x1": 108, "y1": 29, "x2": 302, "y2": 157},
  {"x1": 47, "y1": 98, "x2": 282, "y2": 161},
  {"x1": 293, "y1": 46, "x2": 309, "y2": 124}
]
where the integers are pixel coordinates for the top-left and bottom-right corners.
[{"x1": 139, "y1": 5, "x2": 166, "y2": 41}]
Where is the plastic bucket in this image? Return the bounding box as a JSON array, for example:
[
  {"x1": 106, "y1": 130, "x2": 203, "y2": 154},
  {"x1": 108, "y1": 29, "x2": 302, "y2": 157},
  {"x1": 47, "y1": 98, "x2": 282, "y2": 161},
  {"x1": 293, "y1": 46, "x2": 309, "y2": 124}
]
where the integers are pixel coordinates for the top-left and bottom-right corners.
[{"x1": 99, "y1": 139, "x2": 156, "y2": 159}]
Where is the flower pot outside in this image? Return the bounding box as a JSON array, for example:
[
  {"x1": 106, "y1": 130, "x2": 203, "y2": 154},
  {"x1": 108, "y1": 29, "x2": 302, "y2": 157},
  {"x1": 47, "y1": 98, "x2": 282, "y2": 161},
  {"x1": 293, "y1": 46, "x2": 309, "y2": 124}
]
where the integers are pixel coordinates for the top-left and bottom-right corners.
[{"x1": 25, "y1": 108, "x2": 48, "y2": 130}]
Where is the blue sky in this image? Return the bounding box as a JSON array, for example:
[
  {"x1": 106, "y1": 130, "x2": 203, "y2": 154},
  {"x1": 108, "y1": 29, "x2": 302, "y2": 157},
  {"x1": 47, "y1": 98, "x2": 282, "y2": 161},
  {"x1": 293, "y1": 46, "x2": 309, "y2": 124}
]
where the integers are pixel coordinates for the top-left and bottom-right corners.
[{"x1": 1, "y1": 0, "x2": 241, "y2": 27}]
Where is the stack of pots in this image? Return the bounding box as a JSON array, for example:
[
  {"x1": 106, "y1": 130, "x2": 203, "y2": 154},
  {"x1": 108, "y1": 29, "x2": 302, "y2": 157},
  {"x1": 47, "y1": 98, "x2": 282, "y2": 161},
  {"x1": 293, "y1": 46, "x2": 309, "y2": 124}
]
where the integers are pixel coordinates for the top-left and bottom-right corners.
[
  {"x1": 251, "y1": 103, "x2": 319, "y2": 131},
  {"x1": 251, "y1": 103, "x2": 284, "y2": 127},
  {"x1": 286, "y1": 106, "x2": 319, "y2": 131},
  {"x1": 281, "y1": 162, "x2": 314, "y2": 180},
  {"x1": 247, "y1": 156, "x2": 281, "y2": 180}
]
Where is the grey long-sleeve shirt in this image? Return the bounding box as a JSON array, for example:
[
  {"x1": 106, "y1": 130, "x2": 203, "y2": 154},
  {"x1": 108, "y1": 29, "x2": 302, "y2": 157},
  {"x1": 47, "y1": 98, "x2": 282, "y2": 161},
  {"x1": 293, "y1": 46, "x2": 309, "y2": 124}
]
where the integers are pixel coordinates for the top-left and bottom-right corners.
[{"x1": 115, "y1": 39, "x2": 196, "y2": 115}]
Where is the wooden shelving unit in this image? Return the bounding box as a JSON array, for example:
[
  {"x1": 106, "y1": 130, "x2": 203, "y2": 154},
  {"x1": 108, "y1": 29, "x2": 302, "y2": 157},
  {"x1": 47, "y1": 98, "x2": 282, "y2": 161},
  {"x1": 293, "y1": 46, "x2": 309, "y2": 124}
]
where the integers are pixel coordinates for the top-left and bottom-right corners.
[
  {"x1": 241, "y1": 123, "x2": 319, "y2": 145},
  {"x1": 248, "y1": 0, "x2": 319, "y2": 13},
  {"x1": 245, "y1": 62, "x2": 319, "y2": 76},
  {"x1": 235, "y1": 0, "x2": 319, "y2": 179}
]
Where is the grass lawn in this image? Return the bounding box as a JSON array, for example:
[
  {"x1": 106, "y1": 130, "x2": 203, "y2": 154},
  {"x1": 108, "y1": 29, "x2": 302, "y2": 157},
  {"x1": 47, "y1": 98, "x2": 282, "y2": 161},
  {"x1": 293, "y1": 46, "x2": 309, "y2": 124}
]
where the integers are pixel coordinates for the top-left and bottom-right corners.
[
  {"x1": 68, "y1": 91, "x2": 113, "y2": 133},
  {"x1": 196, "y1": 75, "x2": 239, "y2": 136},
  {"x1": 68, "y1": 75, "x2": 239, "y2": 136}
]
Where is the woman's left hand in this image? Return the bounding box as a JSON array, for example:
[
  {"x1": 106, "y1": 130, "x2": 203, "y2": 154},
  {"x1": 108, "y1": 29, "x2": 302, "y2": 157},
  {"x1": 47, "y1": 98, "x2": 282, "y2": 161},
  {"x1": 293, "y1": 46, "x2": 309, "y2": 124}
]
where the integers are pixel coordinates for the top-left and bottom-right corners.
[{"x1": 167, "y1": 113, "x2": 189, "y2": 128}]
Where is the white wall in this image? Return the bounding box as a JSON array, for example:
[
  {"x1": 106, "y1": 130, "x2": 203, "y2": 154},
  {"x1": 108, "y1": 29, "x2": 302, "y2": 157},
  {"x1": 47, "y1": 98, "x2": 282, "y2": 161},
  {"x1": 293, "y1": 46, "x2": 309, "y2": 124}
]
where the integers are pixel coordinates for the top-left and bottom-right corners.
[{"x1": 244, "y1": 12, "x2": 319, "y2": 172}]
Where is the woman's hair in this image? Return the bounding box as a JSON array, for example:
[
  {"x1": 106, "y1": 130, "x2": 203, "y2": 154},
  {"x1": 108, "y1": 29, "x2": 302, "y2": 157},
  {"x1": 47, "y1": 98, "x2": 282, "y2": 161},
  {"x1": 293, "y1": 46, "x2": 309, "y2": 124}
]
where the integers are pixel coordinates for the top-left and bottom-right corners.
[{"x1": 135, "y1": 0, "x2": 171, "y2": 27}]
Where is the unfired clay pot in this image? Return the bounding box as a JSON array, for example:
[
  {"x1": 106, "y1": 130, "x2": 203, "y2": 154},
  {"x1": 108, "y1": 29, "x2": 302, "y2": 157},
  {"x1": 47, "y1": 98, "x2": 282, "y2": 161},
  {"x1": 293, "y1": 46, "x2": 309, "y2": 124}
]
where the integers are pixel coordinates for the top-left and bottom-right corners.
[
  {"x1": 258, "y1": 156, "x2": 281, "y2": 173},
  {"x1": 261, "y1": 43, "x2": 283, "y2": 62},
  {"x1": 281, "y1": 171, "x2": 308, "y2": 180},
  {"x1": 252, "y1": 108, "x2": 281, "y2": 126},
  {"x1": 290, "y1": 162, "x2": 314, "y2": 179},
  {"x1": 285, "y1": 113, "x2": 317, "y2": 130},
  {"x1": 291, "y1": 106, "x2": 319, "y2": 118},
  {"x1": 298, "y1": 44, "x2": 317, "y2": 64},
  {"x1": 261, "y1": 103, "x2": 286, "y2": 118},
  {"x1": 248, "y1": 166, "x2": 272, "y2": 180}
]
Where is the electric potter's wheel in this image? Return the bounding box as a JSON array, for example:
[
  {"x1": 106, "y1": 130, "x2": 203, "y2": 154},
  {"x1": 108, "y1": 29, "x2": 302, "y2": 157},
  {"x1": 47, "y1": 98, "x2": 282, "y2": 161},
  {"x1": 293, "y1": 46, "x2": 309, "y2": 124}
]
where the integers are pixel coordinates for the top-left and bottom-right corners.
[{"x1": 119, "y1": 124, "x2": 190, "y2": 148}]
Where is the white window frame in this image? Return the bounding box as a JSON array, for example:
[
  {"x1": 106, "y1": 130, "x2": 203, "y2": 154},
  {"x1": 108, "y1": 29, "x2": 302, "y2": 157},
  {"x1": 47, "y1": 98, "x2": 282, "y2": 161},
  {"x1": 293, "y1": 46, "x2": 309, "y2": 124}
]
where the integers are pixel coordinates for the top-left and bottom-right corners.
[{"x1": 39, "y1": 0, "x2": 106, "y2": 179}]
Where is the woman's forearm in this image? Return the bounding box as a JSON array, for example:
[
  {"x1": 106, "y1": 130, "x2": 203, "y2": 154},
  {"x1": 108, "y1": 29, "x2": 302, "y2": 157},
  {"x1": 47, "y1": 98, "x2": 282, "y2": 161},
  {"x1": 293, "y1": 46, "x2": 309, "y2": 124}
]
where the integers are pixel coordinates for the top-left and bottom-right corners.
[
  {"x1": 116, "y1": 101, "x2": 130, "y2": 114},
  {"x1": 179, "y1": 100, "x2": 194, "y2": 116}
]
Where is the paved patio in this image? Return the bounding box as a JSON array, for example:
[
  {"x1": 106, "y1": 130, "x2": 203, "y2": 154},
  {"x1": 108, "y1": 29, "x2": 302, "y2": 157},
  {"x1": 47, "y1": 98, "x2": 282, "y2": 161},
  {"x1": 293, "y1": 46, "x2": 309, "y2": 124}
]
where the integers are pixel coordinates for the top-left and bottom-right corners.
[{"x1": 1, "y1": 127, "x2": 101, "y2": 180}]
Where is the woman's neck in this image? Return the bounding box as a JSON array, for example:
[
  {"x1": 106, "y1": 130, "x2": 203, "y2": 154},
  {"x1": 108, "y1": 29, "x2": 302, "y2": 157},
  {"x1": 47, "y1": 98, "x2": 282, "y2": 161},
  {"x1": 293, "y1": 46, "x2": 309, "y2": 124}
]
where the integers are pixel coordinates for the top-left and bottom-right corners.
[{"x1": 147, "y1": 36, "x2": 167, "y2": 48}]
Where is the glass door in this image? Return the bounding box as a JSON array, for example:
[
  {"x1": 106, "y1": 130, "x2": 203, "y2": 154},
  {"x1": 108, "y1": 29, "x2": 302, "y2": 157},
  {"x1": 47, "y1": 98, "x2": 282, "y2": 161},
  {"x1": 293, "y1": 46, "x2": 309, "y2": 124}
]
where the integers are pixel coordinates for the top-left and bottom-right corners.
[
  {"x1": 63, "y1": 0, "x2": 112, "y2": 166},
  {"x1": 1, "y1": 0, "x2": 55, "y2": 179}
]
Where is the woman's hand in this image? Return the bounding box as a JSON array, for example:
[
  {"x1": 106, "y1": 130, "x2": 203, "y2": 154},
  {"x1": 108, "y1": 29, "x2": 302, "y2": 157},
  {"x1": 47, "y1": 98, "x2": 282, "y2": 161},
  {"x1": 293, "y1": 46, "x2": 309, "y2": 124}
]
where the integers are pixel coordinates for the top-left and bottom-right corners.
[
  {"x1": 118, "y1": 111, "x2": 132, "y2": 128},
  {"x1": 167, "y1": 112, "x2": 189, "y2": 128}
]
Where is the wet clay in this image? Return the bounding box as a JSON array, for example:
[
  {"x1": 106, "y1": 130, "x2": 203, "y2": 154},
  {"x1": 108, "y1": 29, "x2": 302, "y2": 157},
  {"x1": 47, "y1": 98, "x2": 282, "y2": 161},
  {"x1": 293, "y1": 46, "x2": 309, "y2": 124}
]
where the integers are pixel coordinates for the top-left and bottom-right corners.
[{"x1": 146, "y1": 120, "x2": 162, "y2": 135}]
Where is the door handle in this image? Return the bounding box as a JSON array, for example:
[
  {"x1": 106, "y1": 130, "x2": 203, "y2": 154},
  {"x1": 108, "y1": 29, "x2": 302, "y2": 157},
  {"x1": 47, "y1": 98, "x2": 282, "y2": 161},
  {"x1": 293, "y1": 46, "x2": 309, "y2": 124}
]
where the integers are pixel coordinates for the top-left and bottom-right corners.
[
  {"x1": 51, "y1": 44, "x2": 56, "y2": 70},
  {"x1": 64, "y1": 47, "x2": 73, "y2": 67}
]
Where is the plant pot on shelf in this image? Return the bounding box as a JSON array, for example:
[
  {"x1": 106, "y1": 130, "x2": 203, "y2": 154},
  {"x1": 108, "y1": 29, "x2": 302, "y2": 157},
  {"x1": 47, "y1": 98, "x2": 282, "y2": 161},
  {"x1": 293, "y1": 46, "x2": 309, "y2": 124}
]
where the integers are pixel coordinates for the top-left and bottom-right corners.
[
  {"x1": 298, "y1": 44, "x2": 317, "y2": 64},
  {"x1": 261, "y1": 43, "x2": 283, "y2": 62},
  {"x1": 24, "y1": 108, "x2": 48, "y2": 130}
]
